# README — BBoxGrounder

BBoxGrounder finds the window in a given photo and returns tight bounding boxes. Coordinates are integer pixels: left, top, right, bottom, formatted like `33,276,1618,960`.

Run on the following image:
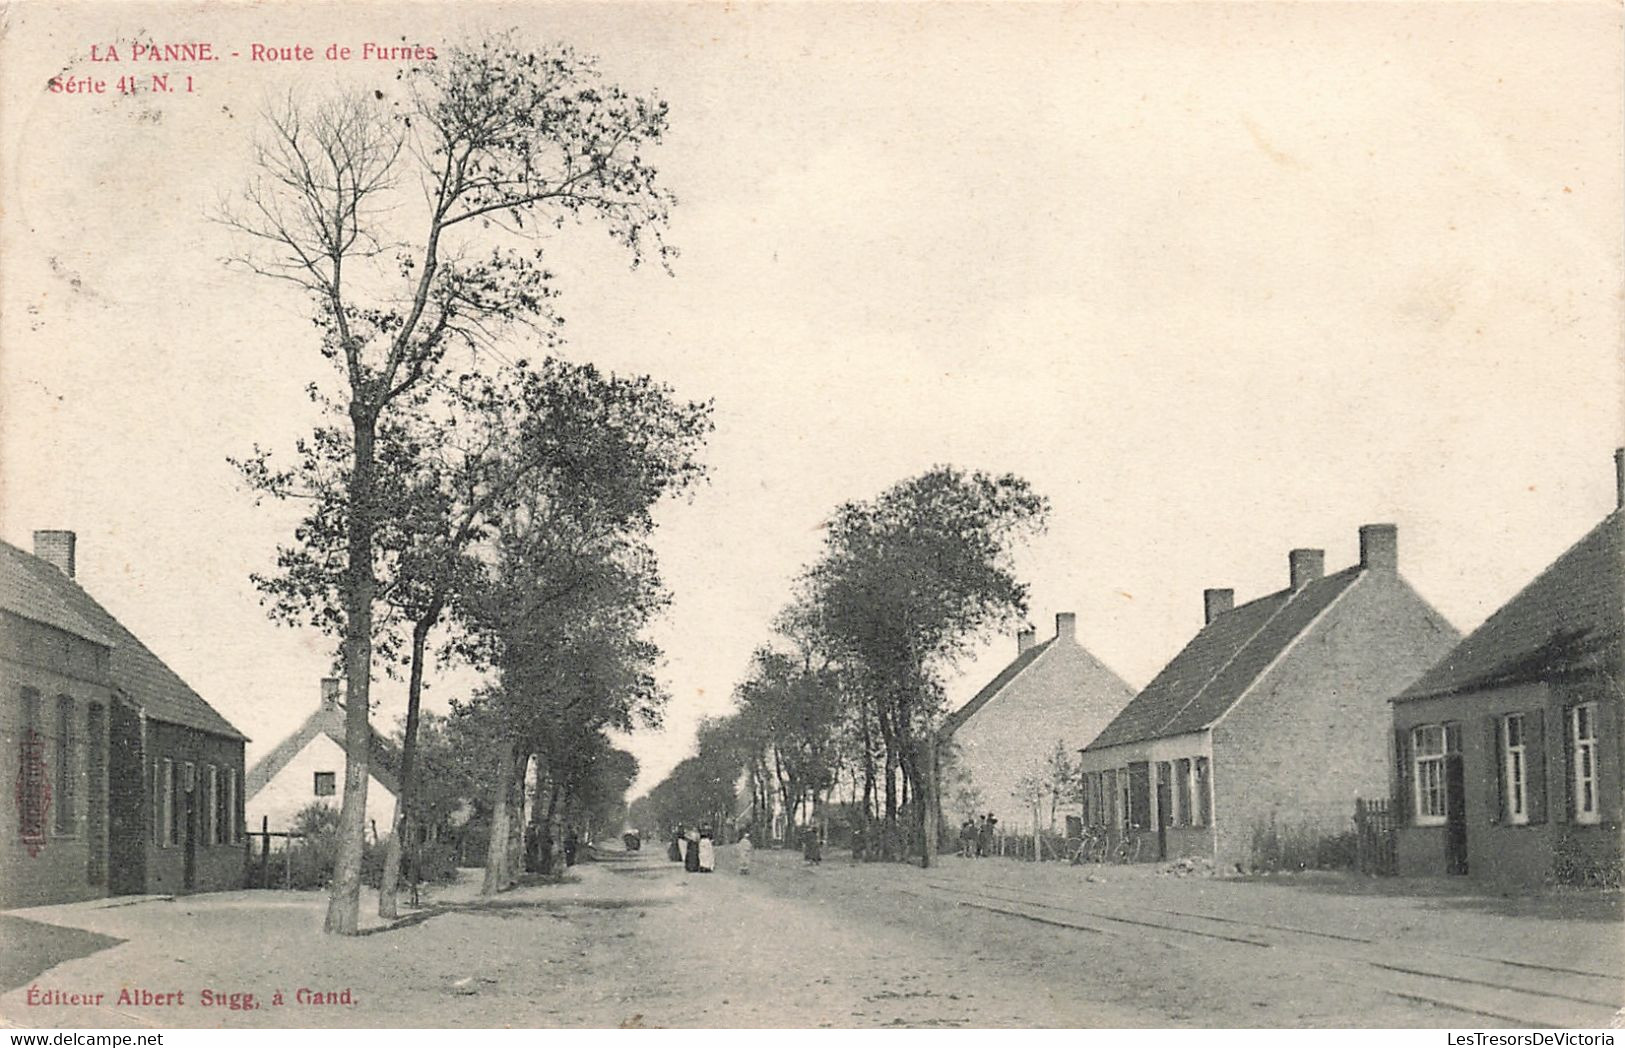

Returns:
1572,703,1600,825
54,696,75,835
1412,725,1446,824
204,765,218,845
22,686,42,739
18,687,45,847
1175,759,1193,827
314,771,337,797
1118,767,1131,830
1502,714,1528,825
1091,772,1105,826
159,759,174,847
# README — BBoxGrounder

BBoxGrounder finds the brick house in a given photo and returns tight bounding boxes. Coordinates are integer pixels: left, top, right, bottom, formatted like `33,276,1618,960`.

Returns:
1079,525,1459,869
246,678,399,844
1391,452,1623,887
1,531,249,908
940,612,1134,834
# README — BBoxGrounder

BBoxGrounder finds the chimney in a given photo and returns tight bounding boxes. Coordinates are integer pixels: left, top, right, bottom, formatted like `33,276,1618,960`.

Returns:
1016,628,1036,654
1203,588,1234,625
320,677,342,711
1614,447,1623,510
32,530,77,579
1289,548,1325,591
1054,612,1076,642
1359,524,1398,573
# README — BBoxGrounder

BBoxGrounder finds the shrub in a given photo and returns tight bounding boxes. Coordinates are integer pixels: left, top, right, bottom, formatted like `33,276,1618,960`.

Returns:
1551,831,1624,888
1248,816,1358,873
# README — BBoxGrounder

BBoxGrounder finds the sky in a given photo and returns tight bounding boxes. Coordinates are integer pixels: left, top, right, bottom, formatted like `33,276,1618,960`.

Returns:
2,2,1621,798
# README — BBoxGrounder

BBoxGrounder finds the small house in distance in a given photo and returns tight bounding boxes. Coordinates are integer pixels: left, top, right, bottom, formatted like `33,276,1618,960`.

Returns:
246,678,400,843
1079,525,1459,870
1,530,249,907
1391,451,1623,888
940,612,1134,834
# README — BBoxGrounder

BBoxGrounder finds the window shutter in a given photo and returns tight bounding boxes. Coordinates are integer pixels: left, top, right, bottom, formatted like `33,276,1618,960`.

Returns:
1394,728,1411,825
1487,718,1505,825
1555,706,1571,824
1524,710,1547,824
1596,699,1620,824
1195,758,1212,826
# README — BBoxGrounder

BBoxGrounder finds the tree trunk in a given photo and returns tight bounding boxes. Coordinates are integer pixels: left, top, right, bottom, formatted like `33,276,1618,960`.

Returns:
542,782,561,874
378,606,438,919
325,408,378,936
920,734,938,868
481,742,518,895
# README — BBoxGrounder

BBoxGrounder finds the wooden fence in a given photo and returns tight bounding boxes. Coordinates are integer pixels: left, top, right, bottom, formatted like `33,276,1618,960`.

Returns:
244,815,307,889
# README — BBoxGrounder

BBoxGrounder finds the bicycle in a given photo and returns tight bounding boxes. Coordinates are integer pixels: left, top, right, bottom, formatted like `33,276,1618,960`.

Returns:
1113,829,1146,864
1068,825,1109,865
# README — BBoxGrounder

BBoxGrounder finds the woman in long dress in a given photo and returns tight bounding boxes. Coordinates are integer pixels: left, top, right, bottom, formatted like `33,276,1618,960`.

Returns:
736,831,753,875
697,826,716,872
684,825,701,872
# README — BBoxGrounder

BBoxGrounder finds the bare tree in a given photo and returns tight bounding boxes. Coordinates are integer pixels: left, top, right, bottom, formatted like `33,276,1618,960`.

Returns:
222,37,675,934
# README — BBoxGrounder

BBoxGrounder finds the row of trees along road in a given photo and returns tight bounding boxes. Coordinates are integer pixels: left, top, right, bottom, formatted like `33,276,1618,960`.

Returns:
223,34,709,934
633,467,1048,867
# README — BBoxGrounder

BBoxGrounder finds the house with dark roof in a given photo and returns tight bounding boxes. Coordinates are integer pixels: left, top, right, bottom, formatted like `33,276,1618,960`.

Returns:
1079,525,1459,869
940,612,1134,834
1391,452,1623,887
246,678,400,844
2,531,249,907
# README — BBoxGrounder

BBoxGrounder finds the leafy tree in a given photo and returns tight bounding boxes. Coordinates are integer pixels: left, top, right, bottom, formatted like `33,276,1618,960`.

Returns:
800,466,1048,864
223,36,677,934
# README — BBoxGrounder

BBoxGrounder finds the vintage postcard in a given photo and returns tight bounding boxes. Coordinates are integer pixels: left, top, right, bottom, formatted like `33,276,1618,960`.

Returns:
0,0,1621,1034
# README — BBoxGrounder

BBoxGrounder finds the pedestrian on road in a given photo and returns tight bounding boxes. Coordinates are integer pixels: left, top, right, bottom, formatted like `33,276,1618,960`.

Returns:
978,813,996,858
698,825,716,873
668,825,684,863
737,831,753,875
564,826,580,867
684,825,702,873
959,819,976,858
801,825,822,864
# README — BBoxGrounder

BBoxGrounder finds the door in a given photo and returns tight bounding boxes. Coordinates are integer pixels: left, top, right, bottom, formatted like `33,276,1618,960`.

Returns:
182,762,198,891
1127,762,1151,835
107,701,146,895
1445,754,1468,875
1155,762,1172,860
86,704,107,886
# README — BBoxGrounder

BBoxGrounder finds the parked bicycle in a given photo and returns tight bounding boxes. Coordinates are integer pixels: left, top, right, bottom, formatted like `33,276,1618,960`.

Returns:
1113,829,1147,864
1068,824,1110,865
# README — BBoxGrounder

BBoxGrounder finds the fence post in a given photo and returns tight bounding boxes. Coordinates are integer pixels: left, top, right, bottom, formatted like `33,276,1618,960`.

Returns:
259,815,270,888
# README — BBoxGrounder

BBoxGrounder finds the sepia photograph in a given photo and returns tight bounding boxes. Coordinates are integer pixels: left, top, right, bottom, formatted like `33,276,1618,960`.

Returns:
0,0,1621,1033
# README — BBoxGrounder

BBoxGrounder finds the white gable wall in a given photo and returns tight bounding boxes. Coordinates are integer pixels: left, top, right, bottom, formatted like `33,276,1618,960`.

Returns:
246,733,398,842
948,640,1135,834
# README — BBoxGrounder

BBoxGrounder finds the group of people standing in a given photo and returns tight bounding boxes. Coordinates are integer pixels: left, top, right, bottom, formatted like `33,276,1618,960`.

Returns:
667,824,754,875
958,813,998,858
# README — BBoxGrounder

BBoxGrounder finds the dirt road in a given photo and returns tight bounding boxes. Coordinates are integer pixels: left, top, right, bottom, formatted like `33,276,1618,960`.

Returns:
1,846,1619,1028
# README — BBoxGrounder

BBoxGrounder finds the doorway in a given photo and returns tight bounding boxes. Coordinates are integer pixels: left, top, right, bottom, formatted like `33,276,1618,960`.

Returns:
107,701,146,895
182,762,198,891
1445,754,1468,875
86,703,107,886
1155,761,1172,860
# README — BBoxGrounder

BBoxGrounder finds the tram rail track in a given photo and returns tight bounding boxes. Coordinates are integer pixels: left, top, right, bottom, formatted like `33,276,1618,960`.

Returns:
909,876,1623,1028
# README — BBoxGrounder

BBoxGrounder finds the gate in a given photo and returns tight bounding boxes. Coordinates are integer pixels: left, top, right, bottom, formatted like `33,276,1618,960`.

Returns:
1354,797,1396,876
